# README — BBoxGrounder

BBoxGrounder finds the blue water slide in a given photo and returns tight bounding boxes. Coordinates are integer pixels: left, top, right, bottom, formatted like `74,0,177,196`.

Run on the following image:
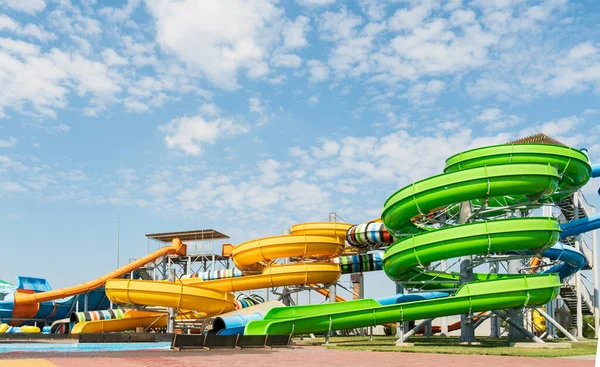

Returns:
375,292,448,306
541,243,587,280
591,163,600,178
560,212,600,239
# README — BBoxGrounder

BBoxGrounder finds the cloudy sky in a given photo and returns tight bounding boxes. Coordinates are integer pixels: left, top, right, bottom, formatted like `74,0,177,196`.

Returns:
0,0,599,297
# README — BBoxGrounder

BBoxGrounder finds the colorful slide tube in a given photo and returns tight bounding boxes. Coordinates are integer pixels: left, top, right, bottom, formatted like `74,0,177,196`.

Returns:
102,222,352,322
211,300,285,335
243,143,592,335
1,239,186,325
70,310,167,334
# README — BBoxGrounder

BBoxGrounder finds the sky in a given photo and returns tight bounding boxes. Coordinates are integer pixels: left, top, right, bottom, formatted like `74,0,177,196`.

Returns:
0,0,599,300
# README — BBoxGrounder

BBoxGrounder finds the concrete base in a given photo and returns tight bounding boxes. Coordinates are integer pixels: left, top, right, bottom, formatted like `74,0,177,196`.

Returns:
511,342,571,349
395,342,415,347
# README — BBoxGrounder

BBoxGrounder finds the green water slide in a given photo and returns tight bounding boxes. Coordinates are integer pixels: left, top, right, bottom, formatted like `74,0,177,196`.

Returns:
244,144,591,336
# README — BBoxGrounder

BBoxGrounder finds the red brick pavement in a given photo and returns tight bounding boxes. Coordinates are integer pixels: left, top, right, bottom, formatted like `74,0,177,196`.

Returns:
42,347,595,367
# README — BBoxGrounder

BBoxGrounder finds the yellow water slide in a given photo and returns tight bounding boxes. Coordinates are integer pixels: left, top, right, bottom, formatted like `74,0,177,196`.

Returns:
70,310,168,334
91,222,351,331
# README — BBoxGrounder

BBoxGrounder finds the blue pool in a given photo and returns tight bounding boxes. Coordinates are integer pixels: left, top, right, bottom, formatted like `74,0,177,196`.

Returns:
0,342,171,353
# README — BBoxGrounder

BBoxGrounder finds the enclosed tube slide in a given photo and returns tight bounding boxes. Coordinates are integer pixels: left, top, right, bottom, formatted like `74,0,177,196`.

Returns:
244,143,592,335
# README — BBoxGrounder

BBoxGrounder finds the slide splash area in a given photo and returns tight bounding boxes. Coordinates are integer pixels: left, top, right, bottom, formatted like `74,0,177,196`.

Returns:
243,144,592,335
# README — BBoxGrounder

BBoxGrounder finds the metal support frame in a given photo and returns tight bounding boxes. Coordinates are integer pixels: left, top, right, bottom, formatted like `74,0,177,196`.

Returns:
534,307,578,342
495,311,544,343
396,318,434,343
440,259,448,336
167,268,175,333
459,201,476,343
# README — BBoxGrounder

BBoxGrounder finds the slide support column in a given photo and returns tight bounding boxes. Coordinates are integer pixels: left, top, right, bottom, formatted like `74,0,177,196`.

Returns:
167,268,175,333
440,259,448,337
459,201,476,343
489,262,501,338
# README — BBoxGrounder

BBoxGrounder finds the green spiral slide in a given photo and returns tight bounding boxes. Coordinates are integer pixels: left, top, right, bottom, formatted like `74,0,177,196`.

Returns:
244,144,591,336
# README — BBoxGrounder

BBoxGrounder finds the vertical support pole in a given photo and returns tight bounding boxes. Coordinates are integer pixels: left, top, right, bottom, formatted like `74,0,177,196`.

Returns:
395,283,403,339
459,201,476,343
592,214,599,338
328,284,336,304
573,193,583,338
440,259,448,337
507,259,526,340
489,261,501,338
167,268,175,333
328,213,337,305
542,205,555,338
83,293,88,312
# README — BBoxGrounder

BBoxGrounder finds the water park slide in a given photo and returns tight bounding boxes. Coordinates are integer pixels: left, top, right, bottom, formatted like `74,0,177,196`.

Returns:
70,310,167,334
7,239,186,322
104,222,352,316
243,144,592,335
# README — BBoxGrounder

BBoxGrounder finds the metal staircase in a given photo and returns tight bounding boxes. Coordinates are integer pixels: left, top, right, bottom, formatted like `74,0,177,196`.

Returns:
556,192,596,335
136,267,153,280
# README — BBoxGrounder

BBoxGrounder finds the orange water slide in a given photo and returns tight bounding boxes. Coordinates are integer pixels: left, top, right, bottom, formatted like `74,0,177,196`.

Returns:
11,239,186,320
313,286,345,302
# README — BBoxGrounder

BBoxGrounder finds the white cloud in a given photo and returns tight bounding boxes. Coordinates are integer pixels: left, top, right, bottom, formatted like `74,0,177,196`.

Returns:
199,103,220,117
476,108,522,132
519,116,582,145
389,3,433,31
403,80,445,105
0,14,18,31
282,16,309,50
99,0,141,23
146,0,285,89
249,97,265,114
159,115,249,155
272,53,302,68
0,137,17,148
101,48,128,66
0,181,26,193
307,59,329,82
476,108,503,122
318,8,363,42
258,159,281,184
307,95,320,106
437,121,462,131
296,0,335,6
1,0,46,14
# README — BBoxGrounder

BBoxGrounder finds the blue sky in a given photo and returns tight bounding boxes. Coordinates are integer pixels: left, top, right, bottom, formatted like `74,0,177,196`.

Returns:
0,0,599,299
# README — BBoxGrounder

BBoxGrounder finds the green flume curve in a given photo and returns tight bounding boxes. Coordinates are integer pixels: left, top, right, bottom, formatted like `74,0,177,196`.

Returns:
244,144,589,336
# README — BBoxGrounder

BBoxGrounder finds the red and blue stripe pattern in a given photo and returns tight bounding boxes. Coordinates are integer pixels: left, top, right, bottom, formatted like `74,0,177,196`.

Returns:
346,222,393,250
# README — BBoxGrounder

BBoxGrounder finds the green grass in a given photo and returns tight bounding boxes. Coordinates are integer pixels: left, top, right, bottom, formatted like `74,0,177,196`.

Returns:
294,335,598,358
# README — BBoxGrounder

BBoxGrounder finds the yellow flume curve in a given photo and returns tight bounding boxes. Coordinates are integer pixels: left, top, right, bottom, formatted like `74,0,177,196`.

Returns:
70,310,168,334
96,222,351,331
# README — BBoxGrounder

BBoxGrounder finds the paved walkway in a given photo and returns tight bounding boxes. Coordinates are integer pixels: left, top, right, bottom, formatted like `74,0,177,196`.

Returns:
0,347,596,366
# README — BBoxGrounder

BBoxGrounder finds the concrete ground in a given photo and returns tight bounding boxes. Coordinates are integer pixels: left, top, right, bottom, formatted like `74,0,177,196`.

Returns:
0,346,596,366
